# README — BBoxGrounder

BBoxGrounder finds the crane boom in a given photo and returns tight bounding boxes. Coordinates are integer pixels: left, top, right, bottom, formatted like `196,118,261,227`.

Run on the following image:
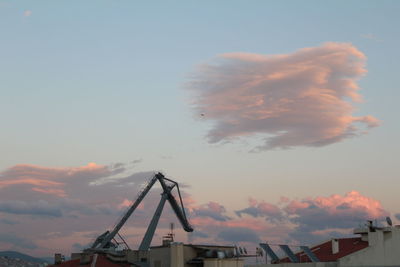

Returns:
161,177,193,232
90,172,193,251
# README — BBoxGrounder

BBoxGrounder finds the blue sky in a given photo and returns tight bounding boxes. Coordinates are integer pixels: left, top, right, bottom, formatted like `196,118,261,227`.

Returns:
0,0,399,256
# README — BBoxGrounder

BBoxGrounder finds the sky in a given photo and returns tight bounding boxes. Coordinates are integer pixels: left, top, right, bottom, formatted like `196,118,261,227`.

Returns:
0,0,400,258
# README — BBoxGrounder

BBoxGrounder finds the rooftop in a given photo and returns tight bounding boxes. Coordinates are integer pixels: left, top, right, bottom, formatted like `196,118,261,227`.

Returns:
278,237,368,263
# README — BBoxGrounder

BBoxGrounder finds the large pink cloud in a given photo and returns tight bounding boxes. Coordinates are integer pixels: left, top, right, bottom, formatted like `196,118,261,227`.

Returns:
187,42,379,150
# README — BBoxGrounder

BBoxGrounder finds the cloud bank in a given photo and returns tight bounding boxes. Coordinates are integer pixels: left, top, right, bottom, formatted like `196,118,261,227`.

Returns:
187,42,378,150
0,162,393,256
284,191,389,243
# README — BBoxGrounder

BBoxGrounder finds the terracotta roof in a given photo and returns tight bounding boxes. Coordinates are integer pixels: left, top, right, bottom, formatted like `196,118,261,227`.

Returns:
48,254,132,267
278,237,368,263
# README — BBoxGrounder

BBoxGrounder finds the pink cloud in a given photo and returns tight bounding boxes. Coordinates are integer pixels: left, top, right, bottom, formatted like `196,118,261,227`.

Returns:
0,163,120,198
234,191,390,244
0,179,63,188
286,190,388,219
283,191,389,243
2,162,109,181
31,187,67,197
118,199,134,209
187,42,378,150
0,162,392,257
287,191,388,219
236,197,283,221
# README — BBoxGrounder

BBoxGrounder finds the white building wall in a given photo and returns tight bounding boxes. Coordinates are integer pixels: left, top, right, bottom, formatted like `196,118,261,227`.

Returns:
204,258,244,267
338,226,400,267
170,243,184,267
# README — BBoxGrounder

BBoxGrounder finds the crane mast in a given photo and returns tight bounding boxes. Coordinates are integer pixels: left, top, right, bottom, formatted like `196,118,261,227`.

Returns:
90,172,193,251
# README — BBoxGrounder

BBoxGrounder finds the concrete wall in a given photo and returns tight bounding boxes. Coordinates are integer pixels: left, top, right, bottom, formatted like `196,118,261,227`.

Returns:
170,243,184,267
338,226,400,267
149,244,243,267
148,247,170,267
183,245,198,267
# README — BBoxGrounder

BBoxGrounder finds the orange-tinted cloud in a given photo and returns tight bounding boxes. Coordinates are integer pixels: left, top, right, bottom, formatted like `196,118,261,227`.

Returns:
31,187,67,197
0,163,119,197
187,42,378,150
285,190,388,219
0,179,63,188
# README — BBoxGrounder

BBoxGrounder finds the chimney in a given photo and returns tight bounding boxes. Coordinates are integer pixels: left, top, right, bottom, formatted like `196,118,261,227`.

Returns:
54,253,65,265
331,239,339,254
80,253,91,264
54,254,62,265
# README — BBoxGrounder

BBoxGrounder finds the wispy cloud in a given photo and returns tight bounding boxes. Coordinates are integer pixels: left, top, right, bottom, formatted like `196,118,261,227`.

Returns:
187,42,378,150
361,33,383,42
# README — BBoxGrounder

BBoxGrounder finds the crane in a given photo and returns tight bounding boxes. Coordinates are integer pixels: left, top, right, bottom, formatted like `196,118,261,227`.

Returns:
90,172,193,251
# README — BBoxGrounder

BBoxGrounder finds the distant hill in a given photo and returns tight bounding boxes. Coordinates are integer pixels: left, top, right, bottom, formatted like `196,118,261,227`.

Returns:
0,250,50,264
40,257,54,264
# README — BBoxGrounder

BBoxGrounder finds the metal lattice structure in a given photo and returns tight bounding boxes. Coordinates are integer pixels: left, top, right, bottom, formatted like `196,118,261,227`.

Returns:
90,172,193,251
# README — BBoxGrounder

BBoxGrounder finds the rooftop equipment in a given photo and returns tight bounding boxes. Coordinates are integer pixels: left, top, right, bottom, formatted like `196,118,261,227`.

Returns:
259,243,279,263
279,245,299,263
300,246,319,262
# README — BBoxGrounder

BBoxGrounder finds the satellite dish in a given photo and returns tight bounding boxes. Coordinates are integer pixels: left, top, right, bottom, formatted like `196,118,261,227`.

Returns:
386,216,393,226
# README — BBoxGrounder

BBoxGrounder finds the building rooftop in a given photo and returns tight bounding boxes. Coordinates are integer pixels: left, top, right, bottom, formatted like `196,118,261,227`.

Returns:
49,254,132,267
278,237,368,263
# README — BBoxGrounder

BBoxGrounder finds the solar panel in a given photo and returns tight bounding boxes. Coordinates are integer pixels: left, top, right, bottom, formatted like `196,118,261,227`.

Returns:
279,245,299,263
300,246,319,262
259,243,279,262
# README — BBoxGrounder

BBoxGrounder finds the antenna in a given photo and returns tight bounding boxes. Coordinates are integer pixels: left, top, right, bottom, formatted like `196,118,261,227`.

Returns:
162,222,175,246
170,222,175,240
